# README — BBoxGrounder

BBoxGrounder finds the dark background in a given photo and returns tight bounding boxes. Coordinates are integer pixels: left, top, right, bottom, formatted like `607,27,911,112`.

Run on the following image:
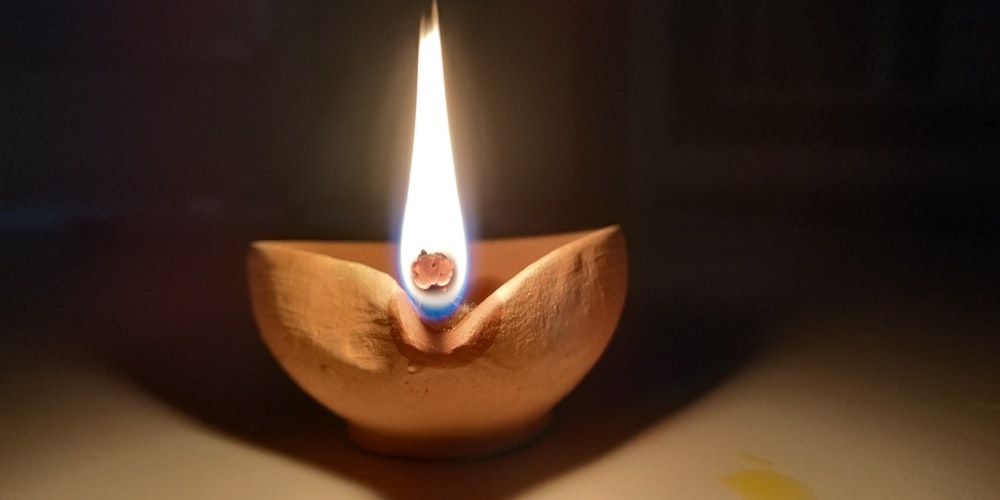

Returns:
2,0,999,459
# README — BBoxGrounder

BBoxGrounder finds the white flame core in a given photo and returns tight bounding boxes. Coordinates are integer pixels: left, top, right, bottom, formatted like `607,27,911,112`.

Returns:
398,4,468,315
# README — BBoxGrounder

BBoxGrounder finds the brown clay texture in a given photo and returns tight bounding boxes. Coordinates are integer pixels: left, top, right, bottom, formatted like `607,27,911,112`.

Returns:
247,225,627,458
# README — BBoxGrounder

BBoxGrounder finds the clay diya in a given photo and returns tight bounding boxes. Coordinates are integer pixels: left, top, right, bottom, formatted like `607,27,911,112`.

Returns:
247,225,627,459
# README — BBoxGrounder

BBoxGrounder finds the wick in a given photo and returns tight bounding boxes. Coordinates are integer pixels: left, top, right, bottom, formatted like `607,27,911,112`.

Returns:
421,302,474,332
411,250,454,290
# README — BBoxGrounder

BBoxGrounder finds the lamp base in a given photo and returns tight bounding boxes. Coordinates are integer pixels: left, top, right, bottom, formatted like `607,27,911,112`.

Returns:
346,413,552,460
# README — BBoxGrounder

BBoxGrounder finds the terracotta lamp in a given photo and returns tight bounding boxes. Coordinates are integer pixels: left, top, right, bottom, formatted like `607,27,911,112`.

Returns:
246,3,628,459
248,226,626,459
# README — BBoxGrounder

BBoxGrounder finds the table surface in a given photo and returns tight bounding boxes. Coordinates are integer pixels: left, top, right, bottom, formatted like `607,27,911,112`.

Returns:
3,295,999,500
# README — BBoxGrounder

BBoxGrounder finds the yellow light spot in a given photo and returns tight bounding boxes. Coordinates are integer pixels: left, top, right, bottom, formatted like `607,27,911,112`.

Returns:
721,469,815,500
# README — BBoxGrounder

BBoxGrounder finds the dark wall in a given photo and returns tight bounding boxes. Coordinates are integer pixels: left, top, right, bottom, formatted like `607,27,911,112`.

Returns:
1,0,626,239
3,1,999,332
627,1,1000,306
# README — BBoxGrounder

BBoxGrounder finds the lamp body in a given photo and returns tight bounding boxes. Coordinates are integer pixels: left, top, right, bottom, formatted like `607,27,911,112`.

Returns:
247,226,627,458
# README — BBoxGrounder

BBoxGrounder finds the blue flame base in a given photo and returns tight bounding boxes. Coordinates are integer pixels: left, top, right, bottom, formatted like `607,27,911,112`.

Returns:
409,298,464,324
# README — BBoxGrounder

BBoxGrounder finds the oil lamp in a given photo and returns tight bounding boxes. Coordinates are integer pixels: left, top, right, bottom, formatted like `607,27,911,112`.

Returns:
247,3,627,459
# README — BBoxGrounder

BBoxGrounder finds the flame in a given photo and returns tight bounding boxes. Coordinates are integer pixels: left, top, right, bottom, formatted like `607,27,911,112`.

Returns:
398,2,468,320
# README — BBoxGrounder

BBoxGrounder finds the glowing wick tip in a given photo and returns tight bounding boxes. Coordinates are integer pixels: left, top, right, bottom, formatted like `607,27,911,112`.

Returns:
411,250,455,290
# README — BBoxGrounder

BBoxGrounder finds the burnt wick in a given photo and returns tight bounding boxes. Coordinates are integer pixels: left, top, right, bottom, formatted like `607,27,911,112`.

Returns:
411,250,455,290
